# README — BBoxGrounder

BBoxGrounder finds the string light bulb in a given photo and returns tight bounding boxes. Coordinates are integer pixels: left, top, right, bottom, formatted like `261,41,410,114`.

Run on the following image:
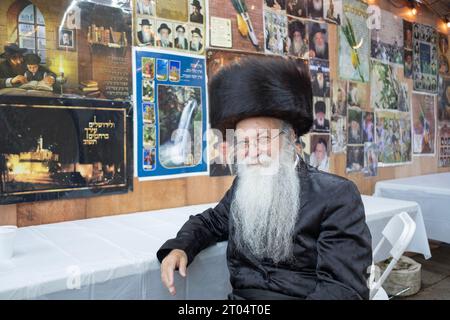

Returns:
409,0,417,16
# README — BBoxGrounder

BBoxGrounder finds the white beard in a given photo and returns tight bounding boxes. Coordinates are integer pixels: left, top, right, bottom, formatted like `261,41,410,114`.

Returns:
142,32,152,43
292,39,303,54
177,36,186,48
160,37,170,47
191,40,200,51
230,135,300,264
317,117,325,126
315,42,326,56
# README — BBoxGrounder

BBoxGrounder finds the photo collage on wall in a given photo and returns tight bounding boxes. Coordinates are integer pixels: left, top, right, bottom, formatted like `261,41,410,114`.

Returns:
263,1,331,61
134,48,208,180
412,23,438,93
368,10,412,168
133,0,206,54
343,79,372,174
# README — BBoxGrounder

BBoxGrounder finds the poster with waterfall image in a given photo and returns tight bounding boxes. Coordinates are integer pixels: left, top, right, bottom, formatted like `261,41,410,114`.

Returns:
134,48,208,180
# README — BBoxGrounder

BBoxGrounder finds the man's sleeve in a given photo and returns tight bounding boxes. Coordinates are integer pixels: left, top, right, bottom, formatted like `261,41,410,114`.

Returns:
156,177,237,266
306,180,372,300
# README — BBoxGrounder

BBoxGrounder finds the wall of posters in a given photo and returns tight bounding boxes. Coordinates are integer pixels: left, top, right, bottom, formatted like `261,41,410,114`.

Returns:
370,10,403,66
134,48,208,180
412,23,438,93
133,0,206,54
0,97,132,205
264,1,329,61
412,93,436,156
338,0,369,83
0,1,132,100
375,110,412,165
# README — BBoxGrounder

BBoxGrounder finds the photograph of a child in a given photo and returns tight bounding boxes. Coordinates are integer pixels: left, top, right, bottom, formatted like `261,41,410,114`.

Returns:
20,53,56,92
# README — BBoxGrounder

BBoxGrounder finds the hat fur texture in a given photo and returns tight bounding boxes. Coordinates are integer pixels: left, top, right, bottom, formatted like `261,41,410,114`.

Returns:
209,57,313,137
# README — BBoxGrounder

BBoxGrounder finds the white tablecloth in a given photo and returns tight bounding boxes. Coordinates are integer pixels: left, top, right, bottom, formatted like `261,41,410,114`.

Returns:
374,172,450,243
0,196,430,300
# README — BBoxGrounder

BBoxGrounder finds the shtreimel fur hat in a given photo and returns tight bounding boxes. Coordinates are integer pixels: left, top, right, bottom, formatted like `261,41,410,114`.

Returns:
209,57,313,137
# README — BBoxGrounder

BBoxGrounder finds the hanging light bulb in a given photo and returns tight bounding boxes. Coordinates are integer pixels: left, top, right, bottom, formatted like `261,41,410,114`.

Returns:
409,0,417,16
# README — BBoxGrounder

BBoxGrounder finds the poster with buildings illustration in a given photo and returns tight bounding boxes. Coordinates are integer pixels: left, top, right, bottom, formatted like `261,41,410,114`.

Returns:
0,99,131,204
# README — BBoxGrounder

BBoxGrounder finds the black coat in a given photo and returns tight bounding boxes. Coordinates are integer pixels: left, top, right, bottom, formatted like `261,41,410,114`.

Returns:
157,159,372,299
0,60,26,89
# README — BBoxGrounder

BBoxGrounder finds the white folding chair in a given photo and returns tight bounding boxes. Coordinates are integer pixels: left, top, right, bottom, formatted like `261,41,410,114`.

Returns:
369,211,417,300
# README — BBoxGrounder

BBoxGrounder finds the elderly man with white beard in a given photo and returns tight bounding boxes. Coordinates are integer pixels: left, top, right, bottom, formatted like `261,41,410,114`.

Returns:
157,57,372,300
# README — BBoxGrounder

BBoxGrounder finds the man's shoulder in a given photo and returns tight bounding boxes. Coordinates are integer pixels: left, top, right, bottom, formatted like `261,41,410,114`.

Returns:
301,161,358,197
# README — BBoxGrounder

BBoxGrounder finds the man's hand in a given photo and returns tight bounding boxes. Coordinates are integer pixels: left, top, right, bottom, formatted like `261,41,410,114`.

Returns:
43,75,55,85
11,75,27,85
160,249,188,296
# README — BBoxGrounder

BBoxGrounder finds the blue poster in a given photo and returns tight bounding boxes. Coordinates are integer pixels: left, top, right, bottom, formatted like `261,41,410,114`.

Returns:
134,48,208,180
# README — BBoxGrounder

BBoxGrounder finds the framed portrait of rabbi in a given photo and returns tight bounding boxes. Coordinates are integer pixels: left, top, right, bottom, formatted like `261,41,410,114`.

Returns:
157,57,373,300
58,28,76,51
